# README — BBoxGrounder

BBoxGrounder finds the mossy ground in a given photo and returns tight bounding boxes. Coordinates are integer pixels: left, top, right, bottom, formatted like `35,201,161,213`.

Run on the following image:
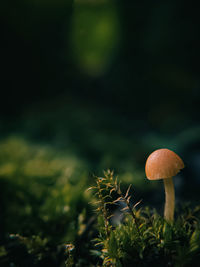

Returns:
0,138,200,266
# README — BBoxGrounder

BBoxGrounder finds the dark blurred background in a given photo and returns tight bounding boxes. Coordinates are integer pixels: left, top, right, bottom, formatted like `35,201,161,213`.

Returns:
1,0,200,205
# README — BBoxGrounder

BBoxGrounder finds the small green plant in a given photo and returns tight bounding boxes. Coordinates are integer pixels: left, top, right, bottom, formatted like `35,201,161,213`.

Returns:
89,170,140,237
90,170,200,266
89,170,142,265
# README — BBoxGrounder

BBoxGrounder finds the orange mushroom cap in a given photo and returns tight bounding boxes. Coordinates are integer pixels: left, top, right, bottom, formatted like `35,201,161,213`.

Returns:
145,148,184,180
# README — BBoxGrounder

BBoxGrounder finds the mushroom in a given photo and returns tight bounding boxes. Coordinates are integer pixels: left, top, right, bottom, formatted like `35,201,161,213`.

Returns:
145,148,184,222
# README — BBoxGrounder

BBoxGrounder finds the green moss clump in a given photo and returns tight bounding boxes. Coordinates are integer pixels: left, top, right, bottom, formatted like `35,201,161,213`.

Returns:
90,171,200,267
0,137,92,266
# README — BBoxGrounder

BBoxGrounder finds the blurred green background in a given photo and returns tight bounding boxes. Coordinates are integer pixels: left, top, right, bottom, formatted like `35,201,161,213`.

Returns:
0,0,200,261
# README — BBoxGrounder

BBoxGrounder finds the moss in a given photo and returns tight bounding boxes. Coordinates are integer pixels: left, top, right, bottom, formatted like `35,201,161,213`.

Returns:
90,171,200,266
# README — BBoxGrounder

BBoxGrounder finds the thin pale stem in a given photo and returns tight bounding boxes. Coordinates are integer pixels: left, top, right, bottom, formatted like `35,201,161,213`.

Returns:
163,177,175,223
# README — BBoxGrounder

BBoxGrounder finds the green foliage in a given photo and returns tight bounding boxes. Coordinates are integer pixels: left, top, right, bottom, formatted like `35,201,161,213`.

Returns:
0,137,92,266
1,138,200,266
91,171,200,267
0,137,91,241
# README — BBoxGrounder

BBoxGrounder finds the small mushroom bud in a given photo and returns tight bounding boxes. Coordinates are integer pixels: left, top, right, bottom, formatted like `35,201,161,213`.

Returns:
145,149,184,222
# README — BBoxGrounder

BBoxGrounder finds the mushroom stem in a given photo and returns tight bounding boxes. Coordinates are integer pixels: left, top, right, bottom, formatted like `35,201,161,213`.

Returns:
163,177,175,222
